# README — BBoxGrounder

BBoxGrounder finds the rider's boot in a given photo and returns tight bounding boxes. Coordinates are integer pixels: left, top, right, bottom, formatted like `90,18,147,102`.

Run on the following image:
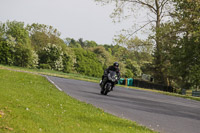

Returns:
99,80,102,86
111,87,113,91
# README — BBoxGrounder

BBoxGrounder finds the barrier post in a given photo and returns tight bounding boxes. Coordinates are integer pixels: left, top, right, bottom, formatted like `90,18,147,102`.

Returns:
125,78,127,86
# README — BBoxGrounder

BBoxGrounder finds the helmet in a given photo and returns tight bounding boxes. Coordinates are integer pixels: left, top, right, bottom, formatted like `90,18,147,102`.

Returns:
113,62,119,67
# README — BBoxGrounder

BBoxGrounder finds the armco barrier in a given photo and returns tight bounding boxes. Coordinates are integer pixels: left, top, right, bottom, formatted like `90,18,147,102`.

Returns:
192,91,200,97
118,78,173,92
127,78,133,86
118,78,133,86
118,78,125,85
133,79,173,92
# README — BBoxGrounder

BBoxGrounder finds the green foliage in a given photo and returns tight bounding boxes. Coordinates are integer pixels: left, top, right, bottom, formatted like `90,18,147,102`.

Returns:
169,0,200,89
85,40,98,47
73,48,103,77
62,52,73,73
150,23,176,85
95,0,173,84
189,64,200,89
0,22,5,40
0,35,16,65
78,38,85,47
111,44,127,61
89,46,115,70
66,38,98,48
171,37,200,89
5,21,30,46
0,21,39,68
0,20,154,80
68,38,81,48
39,64,51,69
27,23,65,51
14,44,38,68
38,43,64,71
125,59,141,77
102,40,152,78
30,31,50,50
124,69,133,78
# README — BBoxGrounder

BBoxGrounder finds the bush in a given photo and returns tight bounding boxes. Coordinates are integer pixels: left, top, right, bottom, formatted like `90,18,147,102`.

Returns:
0,35,38,68
124,69,133,78
73,48,103,77
39,64,51,69
38,43,63,71
0,35,16,65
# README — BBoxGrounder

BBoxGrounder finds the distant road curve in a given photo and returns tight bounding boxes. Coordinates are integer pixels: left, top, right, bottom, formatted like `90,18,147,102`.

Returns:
47,76,200,133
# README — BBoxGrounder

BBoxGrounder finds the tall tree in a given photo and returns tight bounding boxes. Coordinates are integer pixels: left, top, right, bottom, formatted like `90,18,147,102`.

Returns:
5,21,30,46
169,0,200,89
96,0,174,85
27,23,65,50
78,38,86,47
68,38,81,48
89,46,115,69
0,21,38,67
85,40,98,47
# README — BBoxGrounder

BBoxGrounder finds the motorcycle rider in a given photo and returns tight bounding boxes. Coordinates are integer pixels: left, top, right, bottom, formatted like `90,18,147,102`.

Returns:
100,62,120,90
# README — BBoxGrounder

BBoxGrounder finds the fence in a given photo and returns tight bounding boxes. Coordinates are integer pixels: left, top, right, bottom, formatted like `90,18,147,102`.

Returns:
192,91,200,97
118,78,173,93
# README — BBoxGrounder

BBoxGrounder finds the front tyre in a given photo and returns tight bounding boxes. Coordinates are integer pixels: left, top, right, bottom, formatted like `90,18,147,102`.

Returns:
100,83,108,95
104,83,111,95
100,90,104,94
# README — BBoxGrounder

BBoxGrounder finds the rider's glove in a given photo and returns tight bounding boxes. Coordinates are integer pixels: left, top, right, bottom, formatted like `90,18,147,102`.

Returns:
104,71,108,76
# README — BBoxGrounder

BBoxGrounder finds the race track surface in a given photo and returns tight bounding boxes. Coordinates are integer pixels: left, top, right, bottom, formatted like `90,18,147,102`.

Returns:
47,76,200,133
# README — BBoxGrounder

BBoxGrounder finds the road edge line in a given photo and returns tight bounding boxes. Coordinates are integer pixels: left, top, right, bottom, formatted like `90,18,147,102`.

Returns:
44,75,63,91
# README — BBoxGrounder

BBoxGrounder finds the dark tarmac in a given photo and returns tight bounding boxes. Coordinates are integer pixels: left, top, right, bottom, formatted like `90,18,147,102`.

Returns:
47,76,200,133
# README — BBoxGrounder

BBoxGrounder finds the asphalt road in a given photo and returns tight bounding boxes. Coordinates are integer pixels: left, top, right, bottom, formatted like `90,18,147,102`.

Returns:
47,76,200,133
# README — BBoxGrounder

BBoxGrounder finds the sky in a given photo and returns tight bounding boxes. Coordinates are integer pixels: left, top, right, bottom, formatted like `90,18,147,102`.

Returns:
0,0,136,45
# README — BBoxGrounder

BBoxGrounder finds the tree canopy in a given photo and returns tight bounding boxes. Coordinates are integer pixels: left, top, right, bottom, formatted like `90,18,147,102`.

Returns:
1,2,200,92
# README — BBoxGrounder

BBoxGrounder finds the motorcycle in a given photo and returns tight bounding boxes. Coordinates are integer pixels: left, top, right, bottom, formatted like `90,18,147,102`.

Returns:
100,70,118,95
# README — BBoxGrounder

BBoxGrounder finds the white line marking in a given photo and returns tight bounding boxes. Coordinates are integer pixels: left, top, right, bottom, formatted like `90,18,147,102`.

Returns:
45,76,62,91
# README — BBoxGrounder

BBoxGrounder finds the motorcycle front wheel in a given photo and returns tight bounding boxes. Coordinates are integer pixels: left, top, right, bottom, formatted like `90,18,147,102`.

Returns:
101,83,111,95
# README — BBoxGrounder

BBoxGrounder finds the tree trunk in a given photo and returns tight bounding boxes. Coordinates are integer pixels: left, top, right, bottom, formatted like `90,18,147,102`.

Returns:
154,0,167,85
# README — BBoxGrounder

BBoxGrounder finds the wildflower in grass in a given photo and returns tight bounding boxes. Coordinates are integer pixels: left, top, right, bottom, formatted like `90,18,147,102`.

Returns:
0,110,4,118
60,104,63,109
5,126,13,131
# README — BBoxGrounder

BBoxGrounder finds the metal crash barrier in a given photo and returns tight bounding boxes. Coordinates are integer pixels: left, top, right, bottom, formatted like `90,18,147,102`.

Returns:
118,78,174,93
192,91,200,97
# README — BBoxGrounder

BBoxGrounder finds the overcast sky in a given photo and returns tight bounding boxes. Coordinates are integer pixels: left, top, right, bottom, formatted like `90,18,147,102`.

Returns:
0,0,136,44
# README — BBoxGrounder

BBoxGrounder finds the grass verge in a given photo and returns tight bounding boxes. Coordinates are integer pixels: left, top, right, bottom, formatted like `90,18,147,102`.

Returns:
1,64,200,102
0,64,100,83
124,86,200,101
0,69,155,133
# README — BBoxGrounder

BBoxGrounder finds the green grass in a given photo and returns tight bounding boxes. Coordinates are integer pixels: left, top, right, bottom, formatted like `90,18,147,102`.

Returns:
124,86,200,101
0,69,155,133
1,64,200,102
0,64,100,83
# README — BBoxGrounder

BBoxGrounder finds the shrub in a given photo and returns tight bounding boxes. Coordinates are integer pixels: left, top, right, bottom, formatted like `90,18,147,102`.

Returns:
73,48,103,77
38,43,63,70
124,69,133,78
39,64,51,69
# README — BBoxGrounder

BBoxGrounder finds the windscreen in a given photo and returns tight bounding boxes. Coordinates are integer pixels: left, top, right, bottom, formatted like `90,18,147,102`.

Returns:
109,70,117,78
